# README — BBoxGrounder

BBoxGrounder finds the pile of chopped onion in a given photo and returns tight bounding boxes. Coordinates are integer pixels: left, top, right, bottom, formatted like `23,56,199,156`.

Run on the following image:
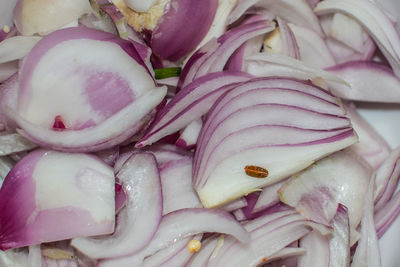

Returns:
0,0,400,266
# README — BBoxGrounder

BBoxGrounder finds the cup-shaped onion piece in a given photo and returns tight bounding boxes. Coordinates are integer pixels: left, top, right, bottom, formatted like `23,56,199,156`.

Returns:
5,27,167,152
0,149,115,250
13,0,92,36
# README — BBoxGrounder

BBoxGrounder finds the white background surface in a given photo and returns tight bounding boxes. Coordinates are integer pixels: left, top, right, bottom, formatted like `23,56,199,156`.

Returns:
1,0,400,266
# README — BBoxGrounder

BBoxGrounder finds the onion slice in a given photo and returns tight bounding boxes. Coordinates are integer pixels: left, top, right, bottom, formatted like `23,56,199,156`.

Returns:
7,27,166,152
279,149,371,244
298,230,329,267
326,61,400,103
71,152,163,259
0,150,115,250
352,174,381,267
136,72,250,147
229,0,323,36
315,0,400,78
99,208,250,266
329,204,350,267
0,36,41,64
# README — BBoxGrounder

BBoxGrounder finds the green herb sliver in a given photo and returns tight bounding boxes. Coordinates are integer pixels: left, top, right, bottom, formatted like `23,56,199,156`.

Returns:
154,67,182,80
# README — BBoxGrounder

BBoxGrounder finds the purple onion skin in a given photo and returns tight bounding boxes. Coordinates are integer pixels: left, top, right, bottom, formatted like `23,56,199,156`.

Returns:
151,0,218,61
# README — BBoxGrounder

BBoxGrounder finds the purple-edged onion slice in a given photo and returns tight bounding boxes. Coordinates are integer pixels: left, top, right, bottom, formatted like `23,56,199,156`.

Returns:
71,152,163,259
279,149,371,244
352,174,381,267
99,208,250,266
345,103,391,169
137,72,250,147
194,77,356,207
315,0,400,78
228,0,323,36
326,61,400,103
0,149,115,250
5,27,167,152
329,204,350,267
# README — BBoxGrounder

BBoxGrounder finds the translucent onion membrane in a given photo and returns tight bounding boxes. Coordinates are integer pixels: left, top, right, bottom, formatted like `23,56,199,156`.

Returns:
0,150,115,250
71,152,162,259
13,0,92,36
3,27,167,152
279,149,371,245
194,77,357,207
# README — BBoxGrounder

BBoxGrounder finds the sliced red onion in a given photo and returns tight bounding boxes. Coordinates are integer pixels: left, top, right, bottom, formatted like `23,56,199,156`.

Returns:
345,103,391,170
375,187,400,238
99,208,250,266
253,180,285,213
71,152,162,259
276,17,300,59
375,147,400,210
0,156,14,182
0,149,115,250
228,0,322,36
194,77,346,176
0,36,41,64
352,174,382,267
191,0,240,54
144,235,203,267
194,78,356,207
124,0,158,12
329,204,350,267
0,133,37,156
0,249,29,267
208,211,321,267
150,0,218,61
326,61,400,103
7,27,166,152
28,245,42,267
78,11,118,35
13,0,92,36
114,182,127,214
279,149,371,244
180,19,273,88
315,0,400,78
233,209,247,222
298,230,329,267
175,119,202,149
329,13,367,53
186,235,220,267
265,247,306,265
93,146,120,167
136,72,250,147
225,15,270,72
221,197,248,212
160,157,202,214
288,23,336,68
245,53,347,85
192,20,275,83
0,61,18,83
